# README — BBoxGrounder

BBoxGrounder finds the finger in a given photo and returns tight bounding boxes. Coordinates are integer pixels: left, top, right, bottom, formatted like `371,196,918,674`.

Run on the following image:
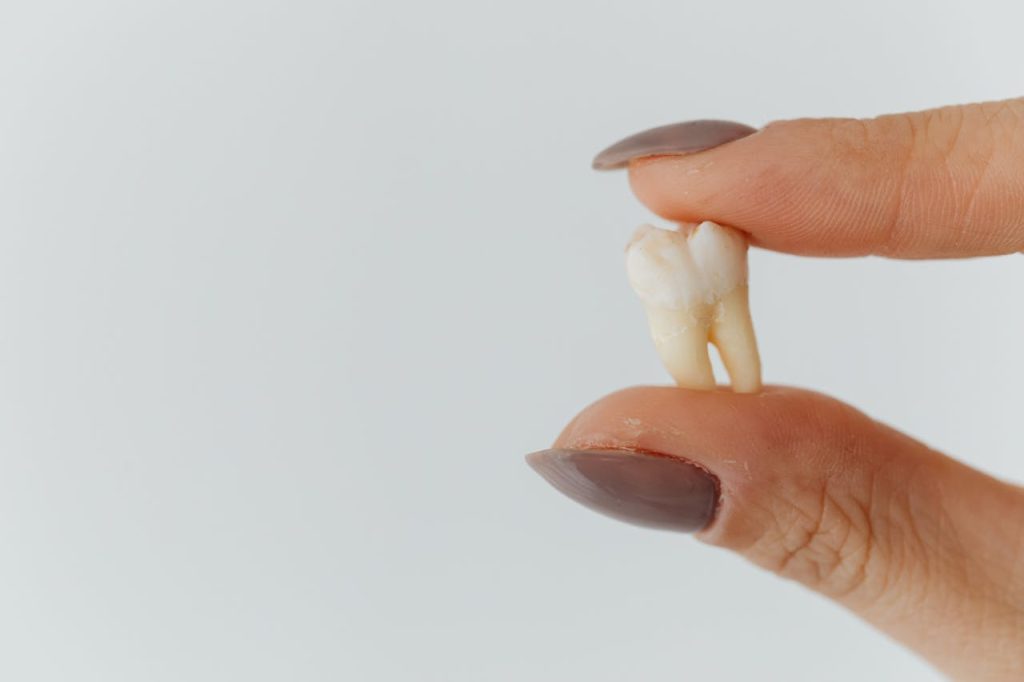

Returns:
526,386,1024,679
597,99,1024,258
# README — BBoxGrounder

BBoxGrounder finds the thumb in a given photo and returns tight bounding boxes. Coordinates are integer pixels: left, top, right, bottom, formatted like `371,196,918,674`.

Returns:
527,386,1024,680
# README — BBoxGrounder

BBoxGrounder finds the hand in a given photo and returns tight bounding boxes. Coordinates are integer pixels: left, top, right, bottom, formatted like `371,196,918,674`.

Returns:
527,98,1024,681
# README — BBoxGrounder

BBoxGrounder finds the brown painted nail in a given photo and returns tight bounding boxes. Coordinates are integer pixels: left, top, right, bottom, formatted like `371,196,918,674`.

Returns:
525,448,718,532
592,119,757,170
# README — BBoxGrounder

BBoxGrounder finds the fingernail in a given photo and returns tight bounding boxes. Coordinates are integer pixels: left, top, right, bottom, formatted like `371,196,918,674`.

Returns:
525,448,718,532
592,119,757,170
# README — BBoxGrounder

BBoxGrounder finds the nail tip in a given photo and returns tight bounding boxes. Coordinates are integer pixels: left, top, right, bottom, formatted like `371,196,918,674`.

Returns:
590,155,625,171
525,449,565,481
524,450,547,470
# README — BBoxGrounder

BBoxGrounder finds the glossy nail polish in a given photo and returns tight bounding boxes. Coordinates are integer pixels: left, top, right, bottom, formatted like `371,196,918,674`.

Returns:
526,448,718,532
592,119,757,170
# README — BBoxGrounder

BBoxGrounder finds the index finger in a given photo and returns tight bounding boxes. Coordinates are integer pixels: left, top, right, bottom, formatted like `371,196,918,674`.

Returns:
595,99,1024,259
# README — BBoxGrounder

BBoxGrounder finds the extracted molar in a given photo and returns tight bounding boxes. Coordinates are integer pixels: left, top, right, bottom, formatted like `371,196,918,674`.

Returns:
626,221,761,393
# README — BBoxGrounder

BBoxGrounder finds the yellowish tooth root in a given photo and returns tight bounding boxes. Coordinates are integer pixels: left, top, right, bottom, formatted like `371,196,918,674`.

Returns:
710,286,761,393
626,221,762,393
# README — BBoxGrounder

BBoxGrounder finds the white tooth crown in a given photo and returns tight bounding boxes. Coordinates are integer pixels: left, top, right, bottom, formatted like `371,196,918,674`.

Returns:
626,221,762,393
626,222,748,309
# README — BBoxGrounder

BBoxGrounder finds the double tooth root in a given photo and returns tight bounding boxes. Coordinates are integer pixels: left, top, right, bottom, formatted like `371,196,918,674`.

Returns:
626,221,762,393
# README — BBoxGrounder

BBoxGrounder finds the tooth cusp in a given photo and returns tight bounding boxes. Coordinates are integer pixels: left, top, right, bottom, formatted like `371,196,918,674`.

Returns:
625,226,705,310
686,221,749,302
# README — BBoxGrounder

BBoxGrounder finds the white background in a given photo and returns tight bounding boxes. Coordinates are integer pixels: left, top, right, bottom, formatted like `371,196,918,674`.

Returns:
1,1,1022,680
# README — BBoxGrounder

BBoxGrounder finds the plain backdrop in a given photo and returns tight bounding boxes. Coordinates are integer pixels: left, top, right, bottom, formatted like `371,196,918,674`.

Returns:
1,1,1022,680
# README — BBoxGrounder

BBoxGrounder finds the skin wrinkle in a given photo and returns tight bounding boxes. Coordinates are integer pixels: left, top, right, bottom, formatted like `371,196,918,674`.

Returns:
826,494,873,599
884,103,1019,254
856,463,886,600
865,445,929,606
773,451,877,599
967,103,1023,250
879,113,919,257
942,105,967,157
857,107,999,257
887,479,934,615
946,108,991,251
730,414,883,599
773,481,834,585
957,162,989,246
741,475,876,593
933,118,967,252
733,496,781,554
981,99,1020,128
798,403,966,610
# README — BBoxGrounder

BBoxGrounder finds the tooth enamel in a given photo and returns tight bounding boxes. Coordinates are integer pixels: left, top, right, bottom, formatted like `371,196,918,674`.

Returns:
626,221,762,393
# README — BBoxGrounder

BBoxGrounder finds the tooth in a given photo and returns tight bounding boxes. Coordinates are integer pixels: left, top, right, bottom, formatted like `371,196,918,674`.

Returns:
626,221,762,393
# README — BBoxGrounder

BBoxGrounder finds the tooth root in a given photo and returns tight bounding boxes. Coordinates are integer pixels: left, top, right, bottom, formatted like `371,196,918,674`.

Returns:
709,285,762,394
643,305,716,390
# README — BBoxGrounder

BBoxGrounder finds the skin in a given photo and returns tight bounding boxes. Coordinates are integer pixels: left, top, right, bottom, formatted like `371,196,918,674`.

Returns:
560,97,1024,680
